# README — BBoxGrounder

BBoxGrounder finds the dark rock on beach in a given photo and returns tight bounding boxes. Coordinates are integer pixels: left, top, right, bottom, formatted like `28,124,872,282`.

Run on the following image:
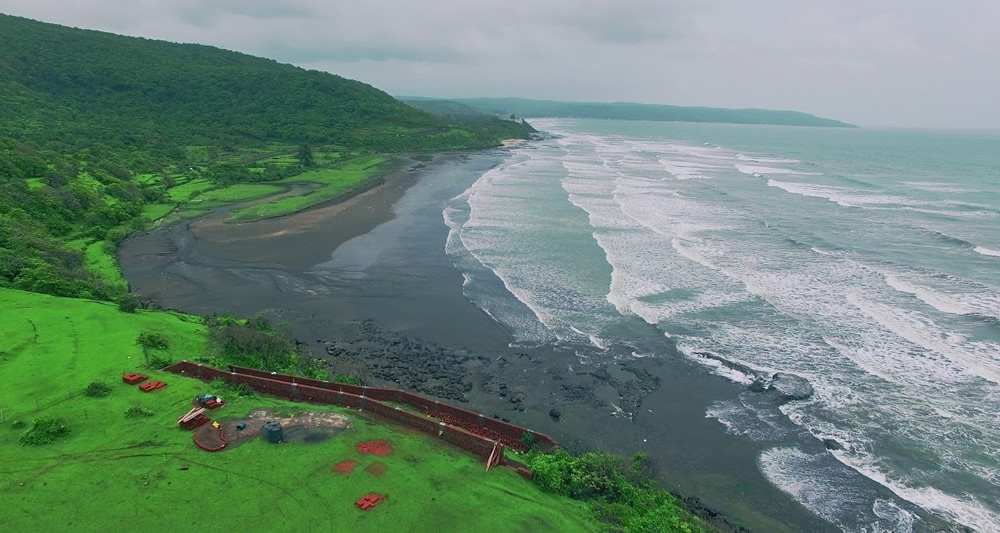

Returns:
766,373,814,405
823,438,845,451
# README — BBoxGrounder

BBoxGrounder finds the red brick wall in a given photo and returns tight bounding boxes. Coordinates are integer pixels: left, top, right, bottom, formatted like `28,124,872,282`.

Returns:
225,364,559,452
163,361,541,462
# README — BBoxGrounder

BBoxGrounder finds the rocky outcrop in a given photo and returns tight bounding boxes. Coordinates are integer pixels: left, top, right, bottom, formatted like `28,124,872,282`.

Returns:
765,373,814,405
747,372,814,405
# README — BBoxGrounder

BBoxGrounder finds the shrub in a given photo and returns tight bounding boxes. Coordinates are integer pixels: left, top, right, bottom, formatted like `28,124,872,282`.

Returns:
230,382,256,398
19,416,69,446
11,419,26,429
332,374,364,386
125,405,154,417
525,449,705,532
117,293,142,313
520,431,536,449
136,332,170,350
146,355,173,369
83,381,112,397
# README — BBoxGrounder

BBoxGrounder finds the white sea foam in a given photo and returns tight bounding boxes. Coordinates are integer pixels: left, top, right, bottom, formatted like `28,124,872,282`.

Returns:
902,181,972,194
848,292,1000,385
883,271,1000,319
681,346,757,385
658,158,718,180
759,447,916,532
705,396,793,440
452,121,1000,531
828,448,1000,532
736,163,818,176
736,153,802,164
766,180,934,208
974,246,1000,257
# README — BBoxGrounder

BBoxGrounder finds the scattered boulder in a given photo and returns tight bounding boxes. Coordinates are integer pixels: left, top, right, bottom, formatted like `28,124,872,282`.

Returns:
766,373,814,405
823,438,845,451
549,408,561,420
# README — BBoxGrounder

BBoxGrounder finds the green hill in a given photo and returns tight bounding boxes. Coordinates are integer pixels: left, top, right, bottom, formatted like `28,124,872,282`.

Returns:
444,97,857,128
0,14,535,303
0,288,602,533
0,14,533,152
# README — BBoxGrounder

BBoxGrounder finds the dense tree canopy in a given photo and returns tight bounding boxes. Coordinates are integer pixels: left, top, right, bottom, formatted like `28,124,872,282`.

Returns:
0,14,533,153
0,13,535,302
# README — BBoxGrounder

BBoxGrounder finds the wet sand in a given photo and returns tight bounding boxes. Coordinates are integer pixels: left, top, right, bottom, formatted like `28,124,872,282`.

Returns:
119,151,836,532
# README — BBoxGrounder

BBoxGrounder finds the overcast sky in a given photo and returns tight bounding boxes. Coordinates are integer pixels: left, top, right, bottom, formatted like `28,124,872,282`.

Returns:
3,0,999,129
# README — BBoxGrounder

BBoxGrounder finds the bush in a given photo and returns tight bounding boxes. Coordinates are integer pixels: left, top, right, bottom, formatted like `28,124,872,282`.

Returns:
117,293,142,313
19,416,69,446
83,381,111,397
331,374,364,386
136,332,170,350
526,449,705,533
206,314,328,377
124,405,154,417
520,431,536,449
146,355,173,369
231,382,256,397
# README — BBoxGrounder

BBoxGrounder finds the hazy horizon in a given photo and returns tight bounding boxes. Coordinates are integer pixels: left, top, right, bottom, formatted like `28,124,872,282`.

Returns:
2,1,998,130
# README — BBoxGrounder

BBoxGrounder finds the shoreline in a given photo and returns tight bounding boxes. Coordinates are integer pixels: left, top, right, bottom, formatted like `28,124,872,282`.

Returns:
119,149,837,532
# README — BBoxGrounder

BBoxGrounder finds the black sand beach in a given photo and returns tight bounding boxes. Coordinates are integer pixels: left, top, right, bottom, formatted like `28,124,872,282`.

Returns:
119,151,837,532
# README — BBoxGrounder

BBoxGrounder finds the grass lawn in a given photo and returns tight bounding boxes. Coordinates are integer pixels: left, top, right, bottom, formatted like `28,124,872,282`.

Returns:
141,203,176,223
65,239,128,291
83,240,128,290
229,157,388,222
0,289,601,533
187,183,285,205
165,178,214,203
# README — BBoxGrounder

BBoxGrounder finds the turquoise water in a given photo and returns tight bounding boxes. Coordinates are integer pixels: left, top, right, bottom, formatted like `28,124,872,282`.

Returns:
444,119,1000,531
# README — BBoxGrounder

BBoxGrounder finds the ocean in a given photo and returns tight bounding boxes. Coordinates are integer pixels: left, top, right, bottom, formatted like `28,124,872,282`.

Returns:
444,118,1000,532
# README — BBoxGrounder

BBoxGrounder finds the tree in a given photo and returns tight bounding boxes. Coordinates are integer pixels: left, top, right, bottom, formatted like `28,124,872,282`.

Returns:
296,144,315,168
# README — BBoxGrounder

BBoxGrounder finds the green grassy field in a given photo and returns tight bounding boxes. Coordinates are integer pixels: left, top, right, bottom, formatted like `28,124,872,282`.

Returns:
141,203,175,222
0,289,601,532
64,239,129,291
185,183,286,207
165,177,214,203
229,157,388,222
82,240,128,290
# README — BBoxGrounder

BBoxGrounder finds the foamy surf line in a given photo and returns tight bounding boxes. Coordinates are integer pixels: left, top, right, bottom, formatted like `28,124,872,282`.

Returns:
882,271,1000,320
826,448,1000,532
475,119,1000,532
736,163,819,176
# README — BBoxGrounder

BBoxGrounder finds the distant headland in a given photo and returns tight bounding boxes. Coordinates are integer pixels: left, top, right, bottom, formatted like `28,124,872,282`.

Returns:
402,96,857,128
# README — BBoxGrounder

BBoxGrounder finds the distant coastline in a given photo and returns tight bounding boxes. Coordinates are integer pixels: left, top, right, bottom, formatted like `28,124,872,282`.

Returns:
402,96,857,128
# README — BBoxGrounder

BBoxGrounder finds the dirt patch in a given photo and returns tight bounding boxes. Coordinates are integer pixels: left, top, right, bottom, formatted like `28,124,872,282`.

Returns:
193,423,226,451
356,440,392,456
218,408,352,449
333,460,358,476
364,461,388,478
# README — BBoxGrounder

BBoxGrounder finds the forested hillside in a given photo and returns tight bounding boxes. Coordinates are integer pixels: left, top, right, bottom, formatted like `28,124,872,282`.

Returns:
0,14,534,152
0,14,533,304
